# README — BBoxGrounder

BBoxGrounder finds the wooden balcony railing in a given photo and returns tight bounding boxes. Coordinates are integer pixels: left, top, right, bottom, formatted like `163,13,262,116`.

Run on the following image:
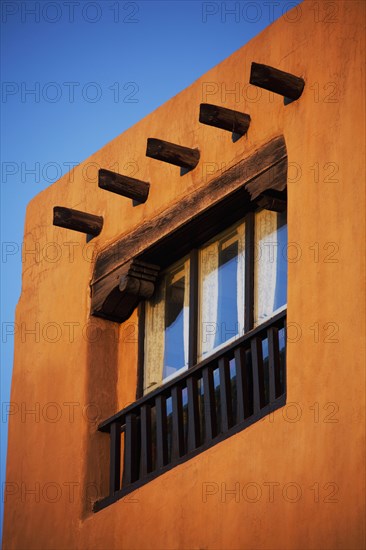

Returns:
94,310,286,511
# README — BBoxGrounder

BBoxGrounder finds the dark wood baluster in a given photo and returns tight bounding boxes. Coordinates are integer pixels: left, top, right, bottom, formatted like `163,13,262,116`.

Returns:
268,327,281,401
251,337,265,413
234,347,251,422
155,395,168,468
109,421,121,495
171,386,185,460
219,358,233,432
187,377,200,451
123,413,139,486
140,404,152,477
202,367,217,441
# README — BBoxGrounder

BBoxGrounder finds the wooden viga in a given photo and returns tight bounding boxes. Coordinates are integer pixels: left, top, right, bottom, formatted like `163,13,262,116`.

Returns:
53,206,103,237
98,169,150,204
199,104,251,136
250,62,305,101
146,138,200,171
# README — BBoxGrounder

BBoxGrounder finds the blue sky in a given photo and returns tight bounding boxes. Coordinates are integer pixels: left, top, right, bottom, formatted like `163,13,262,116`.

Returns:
0,0,301,537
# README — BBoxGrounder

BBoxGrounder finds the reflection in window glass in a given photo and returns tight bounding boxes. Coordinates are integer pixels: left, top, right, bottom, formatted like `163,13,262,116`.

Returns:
198,222,245,360
254,210,287,325
144,259,189,393
163,265,189,379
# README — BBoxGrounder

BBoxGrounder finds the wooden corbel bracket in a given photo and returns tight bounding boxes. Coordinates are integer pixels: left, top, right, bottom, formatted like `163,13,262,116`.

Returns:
256,190,287,212
91,259,160,323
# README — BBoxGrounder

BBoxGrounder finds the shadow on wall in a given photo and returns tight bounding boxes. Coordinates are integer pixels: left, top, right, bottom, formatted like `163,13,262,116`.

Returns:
82,320,119,518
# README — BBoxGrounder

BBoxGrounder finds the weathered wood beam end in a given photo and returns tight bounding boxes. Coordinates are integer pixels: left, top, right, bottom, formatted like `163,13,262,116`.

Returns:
146,138,200,170
199,104,251,136
53,206,103,237
98,169,150,204
250,62,305,100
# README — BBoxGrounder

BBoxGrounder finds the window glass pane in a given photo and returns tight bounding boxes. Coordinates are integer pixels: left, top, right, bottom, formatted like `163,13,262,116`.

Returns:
144,258,189,393
254,209,287,325
198,221,245,360
163,263,189,380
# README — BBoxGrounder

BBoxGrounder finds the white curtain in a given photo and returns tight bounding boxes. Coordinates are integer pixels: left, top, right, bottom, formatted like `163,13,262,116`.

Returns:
144,279,166,393
236,222,245,337
254,210,278,325
199,241,219,358
144,260,190,392
183,259,190,368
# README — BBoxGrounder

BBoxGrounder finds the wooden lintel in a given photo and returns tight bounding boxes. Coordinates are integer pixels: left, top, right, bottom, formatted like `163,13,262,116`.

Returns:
199,103,251,135
53,207,103,236
250,62,305,100
91,135,287,324
99,169,150,204
93,135,287,284
146,138,200,170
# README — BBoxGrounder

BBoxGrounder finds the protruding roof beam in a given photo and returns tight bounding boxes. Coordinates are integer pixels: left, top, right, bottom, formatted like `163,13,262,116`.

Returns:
146,138,200,171
99,169,150,204
250,62,305,100
53,207,103,237
199,104,251,136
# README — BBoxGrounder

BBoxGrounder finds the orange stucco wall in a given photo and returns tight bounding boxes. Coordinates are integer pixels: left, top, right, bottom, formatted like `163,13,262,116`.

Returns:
3,2,365,549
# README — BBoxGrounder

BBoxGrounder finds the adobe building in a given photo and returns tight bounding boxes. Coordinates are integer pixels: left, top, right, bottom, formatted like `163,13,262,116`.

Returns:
3,2,365,549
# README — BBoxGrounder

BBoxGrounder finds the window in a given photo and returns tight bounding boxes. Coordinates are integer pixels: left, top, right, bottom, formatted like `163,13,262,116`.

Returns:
93,136,289,511
198,220,245,360
144,257,190,391
143,208,287,394
254,209,287,325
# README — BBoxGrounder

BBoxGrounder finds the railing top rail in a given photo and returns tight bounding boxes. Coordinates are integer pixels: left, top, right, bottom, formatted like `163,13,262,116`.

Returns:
98,309,286,432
